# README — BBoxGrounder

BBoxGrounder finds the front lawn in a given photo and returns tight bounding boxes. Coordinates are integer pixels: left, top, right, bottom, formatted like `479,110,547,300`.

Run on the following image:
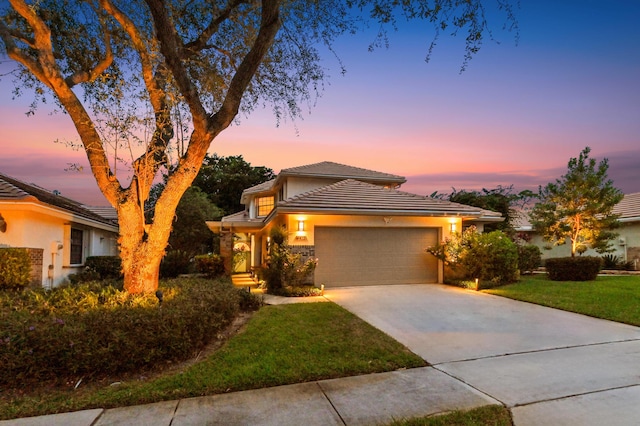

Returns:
485,274,640,326
0,302,426,420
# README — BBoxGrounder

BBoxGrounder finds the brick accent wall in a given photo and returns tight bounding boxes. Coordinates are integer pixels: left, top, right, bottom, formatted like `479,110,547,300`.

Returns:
26,248,44,287
219,231,234,275
290,245,316,285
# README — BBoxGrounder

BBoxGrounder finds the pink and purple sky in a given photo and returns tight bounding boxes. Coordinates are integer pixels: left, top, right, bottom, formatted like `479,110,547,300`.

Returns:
1,1,639,206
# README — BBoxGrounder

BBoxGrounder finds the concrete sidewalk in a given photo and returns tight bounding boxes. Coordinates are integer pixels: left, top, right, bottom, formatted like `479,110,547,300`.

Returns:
0,367,499,426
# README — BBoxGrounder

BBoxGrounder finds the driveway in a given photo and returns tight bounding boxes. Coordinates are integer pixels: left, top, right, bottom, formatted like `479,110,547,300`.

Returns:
325,284,640,425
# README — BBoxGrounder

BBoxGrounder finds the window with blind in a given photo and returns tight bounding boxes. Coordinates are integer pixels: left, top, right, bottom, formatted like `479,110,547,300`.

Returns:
70,228,84,265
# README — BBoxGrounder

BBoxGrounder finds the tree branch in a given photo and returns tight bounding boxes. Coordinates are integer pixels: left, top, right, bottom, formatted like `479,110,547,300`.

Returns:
183,0,247,54
144,0,209,132
64,26,113,87
5,0,121,205
208,0,281,134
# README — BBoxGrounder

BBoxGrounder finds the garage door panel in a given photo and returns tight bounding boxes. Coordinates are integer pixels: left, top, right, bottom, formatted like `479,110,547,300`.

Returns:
314,227,438,287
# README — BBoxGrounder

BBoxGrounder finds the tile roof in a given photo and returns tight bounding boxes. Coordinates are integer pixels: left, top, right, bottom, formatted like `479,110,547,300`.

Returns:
613,192,640,221
240,179,276,204
277,179,500,217
279,161,406,184
0,172,117,227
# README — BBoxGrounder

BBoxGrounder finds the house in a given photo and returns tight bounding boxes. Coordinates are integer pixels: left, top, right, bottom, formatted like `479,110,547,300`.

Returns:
515,192,640,269
207,162,502,287
0,172,119,288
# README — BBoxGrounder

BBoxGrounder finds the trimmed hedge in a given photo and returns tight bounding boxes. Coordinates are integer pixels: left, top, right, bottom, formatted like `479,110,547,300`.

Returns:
0,248,31,289
518,244,542,275
0,277,259,388
545,256,602,281
160,250,191,278
85,256,122,279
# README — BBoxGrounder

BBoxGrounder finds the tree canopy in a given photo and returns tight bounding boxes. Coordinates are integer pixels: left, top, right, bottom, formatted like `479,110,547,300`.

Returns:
432,185,533,234
529,147,623,256
192,154,275,215
0,0,518,292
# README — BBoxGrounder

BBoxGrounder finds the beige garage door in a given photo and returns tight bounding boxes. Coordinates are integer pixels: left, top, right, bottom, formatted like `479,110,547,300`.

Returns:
314,227,439,287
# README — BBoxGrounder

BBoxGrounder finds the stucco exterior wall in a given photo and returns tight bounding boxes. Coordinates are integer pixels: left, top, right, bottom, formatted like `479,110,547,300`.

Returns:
0,208,118,287
284,177,342,199
527,222,639,270
284,214,458,246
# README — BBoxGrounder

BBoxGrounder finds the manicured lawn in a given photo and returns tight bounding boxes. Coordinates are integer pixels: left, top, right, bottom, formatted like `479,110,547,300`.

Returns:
485,274,640,326
0,302,426,420
389,405,512,426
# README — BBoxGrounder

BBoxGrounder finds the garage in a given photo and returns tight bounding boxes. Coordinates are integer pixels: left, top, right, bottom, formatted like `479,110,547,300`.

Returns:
314,226,439,287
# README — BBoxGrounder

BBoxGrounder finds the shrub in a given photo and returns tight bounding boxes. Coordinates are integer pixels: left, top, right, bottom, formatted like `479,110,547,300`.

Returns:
518,244,542,275
262,227,317,293
545,256,602,281
160,250,191,278
236,288,263,311
269,285,324,297
460,231,519,288
601,254,634,270
67,269,101,285
194,253,225,278
85,256,122,279
0,248,31,289
0,277,249,388
428,228,518,288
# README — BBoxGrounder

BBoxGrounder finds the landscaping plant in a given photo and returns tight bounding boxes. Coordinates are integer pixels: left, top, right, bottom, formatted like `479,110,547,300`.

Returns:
0,277,259,388
262,227,319,295
426,227,519,288
0,248,31,289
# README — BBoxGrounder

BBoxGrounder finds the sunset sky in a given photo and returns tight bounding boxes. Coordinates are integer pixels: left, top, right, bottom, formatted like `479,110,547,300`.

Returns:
1,1,638,206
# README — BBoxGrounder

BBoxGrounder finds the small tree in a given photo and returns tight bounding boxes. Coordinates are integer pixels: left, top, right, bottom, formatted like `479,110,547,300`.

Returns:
529,147,623,257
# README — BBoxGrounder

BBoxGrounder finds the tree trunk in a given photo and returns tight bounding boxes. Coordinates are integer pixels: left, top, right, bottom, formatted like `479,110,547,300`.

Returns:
121,246,163,294
117,193,175,293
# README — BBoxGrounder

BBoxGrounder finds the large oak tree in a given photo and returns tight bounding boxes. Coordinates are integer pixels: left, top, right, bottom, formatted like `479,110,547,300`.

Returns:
0,0,517,293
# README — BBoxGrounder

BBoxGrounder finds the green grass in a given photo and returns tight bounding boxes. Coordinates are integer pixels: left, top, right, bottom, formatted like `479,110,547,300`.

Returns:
389,405,512,426
0,302,426,420
485,274,640,326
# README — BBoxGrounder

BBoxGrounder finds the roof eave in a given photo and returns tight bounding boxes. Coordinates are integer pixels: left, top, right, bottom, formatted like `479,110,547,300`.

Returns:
275,206,485,218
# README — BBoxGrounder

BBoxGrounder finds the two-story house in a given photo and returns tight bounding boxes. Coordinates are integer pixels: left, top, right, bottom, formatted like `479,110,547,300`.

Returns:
207,162,502,287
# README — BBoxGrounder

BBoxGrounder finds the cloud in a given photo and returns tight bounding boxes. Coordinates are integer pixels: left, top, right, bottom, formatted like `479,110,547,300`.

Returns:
404,148,640,196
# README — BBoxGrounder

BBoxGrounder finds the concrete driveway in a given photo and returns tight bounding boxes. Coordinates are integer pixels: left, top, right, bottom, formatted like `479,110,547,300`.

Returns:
325,284,640,425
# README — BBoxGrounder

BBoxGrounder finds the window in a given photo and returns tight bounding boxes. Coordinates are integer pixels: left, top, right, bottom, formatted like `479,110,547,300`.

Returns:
255,196,274,217
70,228,84,265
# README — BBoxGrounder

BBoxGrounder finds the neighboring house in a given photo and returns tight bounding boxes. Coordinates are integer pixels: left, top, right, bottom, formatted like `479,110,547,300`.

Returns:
0,172,119,288
515,192,640,269
207,162,502,287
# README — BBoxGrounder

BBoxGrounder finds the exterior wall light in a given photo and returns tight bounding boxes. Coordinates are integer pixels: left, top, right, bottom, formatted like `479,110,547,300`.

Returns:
450,222,457,233
297,220,305,232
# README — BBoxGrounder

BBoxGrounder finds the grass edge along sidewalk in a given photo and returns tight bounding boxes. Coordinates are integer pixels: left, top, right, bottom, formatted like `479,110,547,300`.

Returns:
485,274,640,327
0,302,426,420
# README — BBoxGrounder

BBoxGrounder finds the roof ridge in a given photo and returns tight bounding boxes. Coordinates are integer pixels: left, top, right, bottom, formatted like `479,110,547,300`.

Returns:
280,161,405,181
